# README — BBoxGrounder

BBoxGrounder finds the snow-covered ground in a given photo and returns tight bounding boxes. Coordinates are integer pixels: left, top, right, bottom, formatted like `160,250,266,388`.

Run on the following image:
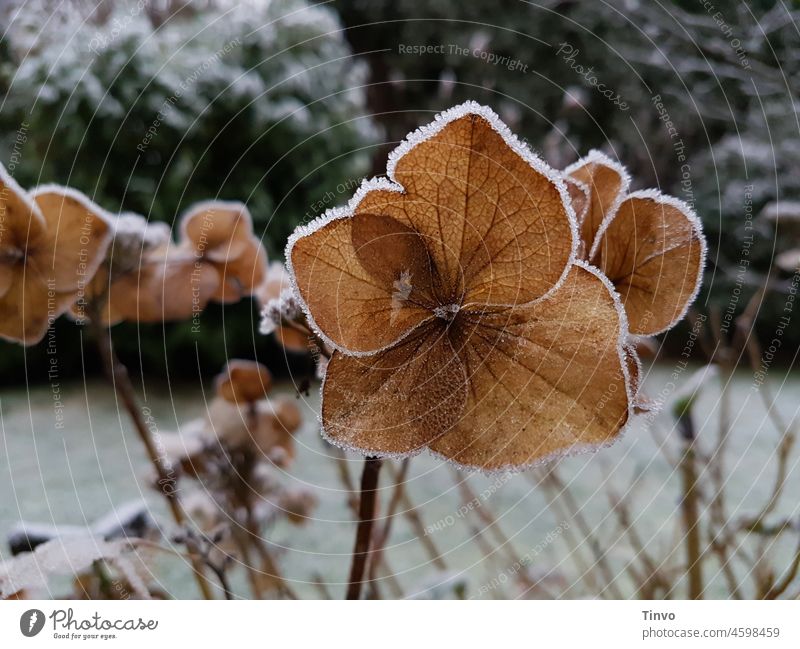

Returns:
2,363,798,599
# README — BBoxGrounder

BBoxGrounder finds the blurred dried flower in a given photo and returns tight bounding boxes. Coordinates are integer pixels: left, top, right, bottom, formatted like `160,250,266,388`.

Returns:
215,359,273,404
252,396,302,467
178,201,267,303
257,262,309,352
75,212,217,325
0,167,112,343
95,239,219,324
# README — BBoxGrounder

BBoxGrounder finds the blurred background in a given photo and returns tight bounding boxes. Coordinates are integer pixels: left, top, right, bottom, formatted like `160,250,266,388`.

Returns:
1,0,798,599
2,0,798,380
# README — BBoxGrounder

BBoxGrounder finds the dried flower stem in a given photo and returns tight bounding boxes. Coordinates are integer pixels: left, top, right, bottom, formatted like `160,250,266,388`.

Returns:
764,537,800,599
705,308,744,599
677,409,704,599
537,479,599,596
89,316,214,600
230,528,264,599
744,335,797,525
346,456,383,599
329,450,402,597
242,495,297,600
206,561,234,600
606,484,671,598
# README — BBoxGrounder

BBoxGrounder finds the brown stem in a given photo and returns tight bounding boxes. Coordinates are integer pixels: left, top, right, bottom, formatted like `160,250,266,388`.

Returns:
706,311,744,599
765,537,800,599
329,449,401,597
89,316,214,600
677,411,704,599
744,335,797,525
606,484,671,598
207,562,234,600
244,508,297,600
231,527,264,599
535,471,599,596
346,456,382,600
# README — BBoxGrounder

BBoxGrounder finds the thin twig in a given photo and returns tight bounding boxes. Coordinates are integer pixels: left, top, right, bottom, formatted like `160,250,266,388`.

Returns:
606,485,671,598
328,449,402,597
766,537,800,600
529,468,624,598
677,410,704,599
89,315,214,600
450,469,536,592
346,457,383,600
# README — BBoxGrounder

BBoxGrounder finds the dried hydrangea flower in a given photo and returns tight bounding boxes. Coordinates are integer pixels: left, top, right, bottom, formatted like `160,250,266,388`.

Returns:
178,201,268,303
252,396,302,467
565,150,706,336
94,235,219,325
215,359,273,404
565,151,706,410
73,212,213,325
0,167,112,344
287,102,633,471
204,360,302,466
84,202,269,325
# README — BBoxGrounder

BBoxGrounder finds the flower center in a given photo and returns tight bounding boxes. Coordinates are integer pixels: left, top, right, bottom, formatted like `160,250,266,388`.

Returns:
433,303,460,321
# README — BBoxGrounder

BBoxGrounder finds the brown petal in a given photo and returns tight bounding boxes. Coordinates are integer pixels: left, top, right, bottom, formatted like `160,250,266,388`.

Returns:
29,186,112,293
275,325,309,353
361,109,574,305
594,192,705,335
351,211,438,303
109,252,219,323
564,175,590,225
210,235,268,303
623,343,642,396
322,322,468,456
0,264,13,298
0,267,63,344
429,263,631,471
566,151,629,258
624,344,658,414
0,164,46,255
68,265,109,324
253,397,301,466
216,359,272,404
179,201,253,261
289,214,433,354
